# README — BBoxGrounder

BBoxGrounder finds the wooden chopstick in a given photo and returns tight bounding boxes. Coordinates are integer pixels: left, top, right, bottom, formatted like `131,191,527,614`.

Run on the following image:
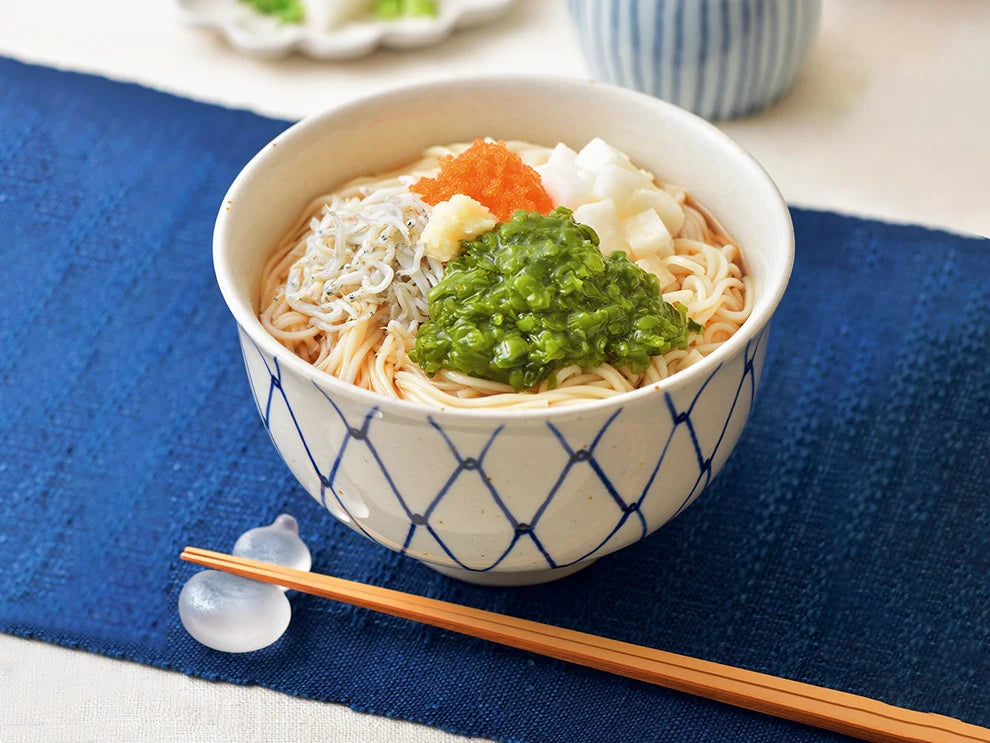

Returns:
180,547,989,743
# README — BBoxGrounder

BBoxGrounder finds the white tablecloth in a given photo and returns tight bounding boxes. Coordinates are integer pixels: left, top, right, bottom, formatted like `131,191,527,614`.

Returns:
1,1,987,741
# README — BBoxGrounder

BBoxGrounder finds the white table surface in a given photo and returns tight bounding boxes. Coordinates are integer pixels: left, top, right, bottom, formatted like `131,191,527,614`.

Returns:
1,2,988,741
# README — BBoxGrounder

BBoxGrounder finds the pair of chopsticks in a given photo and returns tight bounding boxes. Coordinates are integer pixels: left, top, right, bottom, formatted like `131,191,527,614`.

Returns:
181,547,988,743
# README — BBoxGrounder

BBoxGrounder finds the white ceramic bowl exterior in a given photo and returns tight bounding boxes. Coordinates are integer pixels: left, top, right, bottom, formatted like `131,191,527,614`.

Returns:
569,0,822,120
214,78,793,585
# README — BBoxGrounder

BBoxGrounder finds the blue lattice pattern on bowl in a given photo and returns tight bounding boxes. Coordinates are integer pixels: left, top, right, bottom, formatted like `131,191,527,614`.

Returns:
238,325,769,581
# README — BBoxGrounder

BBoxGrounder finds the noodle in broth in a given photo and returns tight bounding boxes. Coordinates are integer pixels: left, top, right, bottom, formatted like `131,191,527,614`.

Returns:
260,142,753,410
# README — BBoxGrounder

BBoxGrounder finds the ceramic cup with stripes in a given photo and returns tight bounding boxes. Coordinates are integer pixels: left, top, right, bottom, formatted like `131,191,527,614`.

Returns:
569,0,822,120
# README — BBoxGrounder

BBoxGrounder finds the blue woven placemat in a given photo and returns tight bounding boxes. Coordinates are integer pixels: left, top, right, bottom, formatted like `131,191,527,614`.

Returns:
1,56,987,743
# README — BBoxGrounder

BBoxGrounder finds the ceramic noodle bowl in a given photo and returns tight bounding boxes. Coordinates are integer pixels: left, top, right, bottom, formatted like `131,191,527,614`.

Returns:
214,77,793,586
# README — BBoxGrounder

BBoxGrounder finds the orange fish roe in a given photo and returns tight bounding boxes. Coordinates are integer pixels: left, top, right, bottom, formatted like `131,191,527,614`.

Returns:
411,140,554,222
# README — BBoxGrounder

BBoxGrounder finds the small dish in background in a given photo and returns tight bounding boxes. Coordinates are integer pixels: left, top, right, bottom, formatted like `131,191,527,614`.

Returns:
569,0,821,120
176,0,516,60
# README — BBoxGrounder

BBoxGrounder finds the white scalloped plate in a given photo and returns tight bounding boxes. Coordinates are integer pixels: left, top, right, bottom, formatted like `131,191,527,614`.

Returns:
177,0,516,60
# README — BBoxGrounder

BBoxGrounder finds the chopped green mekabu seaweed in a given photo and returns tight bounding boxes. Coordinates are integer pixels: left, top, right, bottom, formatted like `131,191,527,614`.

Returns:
412,208,701,390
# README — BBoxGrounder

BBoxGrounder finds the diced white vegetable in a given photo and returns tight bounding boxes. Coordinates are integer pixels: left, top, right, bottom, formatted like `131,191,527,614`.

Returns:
635,254,677,290
547,172,595,209
623,209,674,259
574,138,633,174
573,199,627,256
593,164,652,211
305,0,373,29
421,195,496,262
545,142,579,169
623,187,686,235
536,145,595,208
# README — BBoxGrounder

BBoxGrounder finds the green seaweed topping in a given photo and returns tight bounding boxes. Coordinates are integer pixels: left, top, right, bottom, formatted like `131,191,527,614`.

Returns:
411,208,700,391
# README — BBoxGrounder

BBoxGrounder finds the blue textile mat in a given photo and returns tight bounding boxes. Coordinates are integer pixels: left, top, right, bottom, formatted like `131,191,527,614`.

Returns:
0,56,987,743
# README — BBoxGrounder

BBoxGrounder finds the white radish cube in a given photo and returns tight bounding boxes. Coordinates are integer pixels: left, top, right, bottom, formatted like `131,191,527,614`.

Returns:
624,187,686,235
536,158,594,209
546,142,579,169
623,209,674,259
573,199,627,256
636,254,677,289
574,138,631,174
532,142,575,174
593,164,652,211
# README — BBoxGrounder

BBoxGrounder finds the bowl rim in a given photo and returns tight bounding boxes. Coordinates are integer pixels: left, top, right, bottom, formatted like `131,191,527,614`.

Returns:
213,75,794,423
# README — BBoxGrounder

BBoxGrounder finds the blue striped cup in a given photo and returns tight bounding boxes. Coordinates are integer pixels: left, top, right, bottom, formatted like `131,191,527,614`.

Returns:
569,0,822,120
